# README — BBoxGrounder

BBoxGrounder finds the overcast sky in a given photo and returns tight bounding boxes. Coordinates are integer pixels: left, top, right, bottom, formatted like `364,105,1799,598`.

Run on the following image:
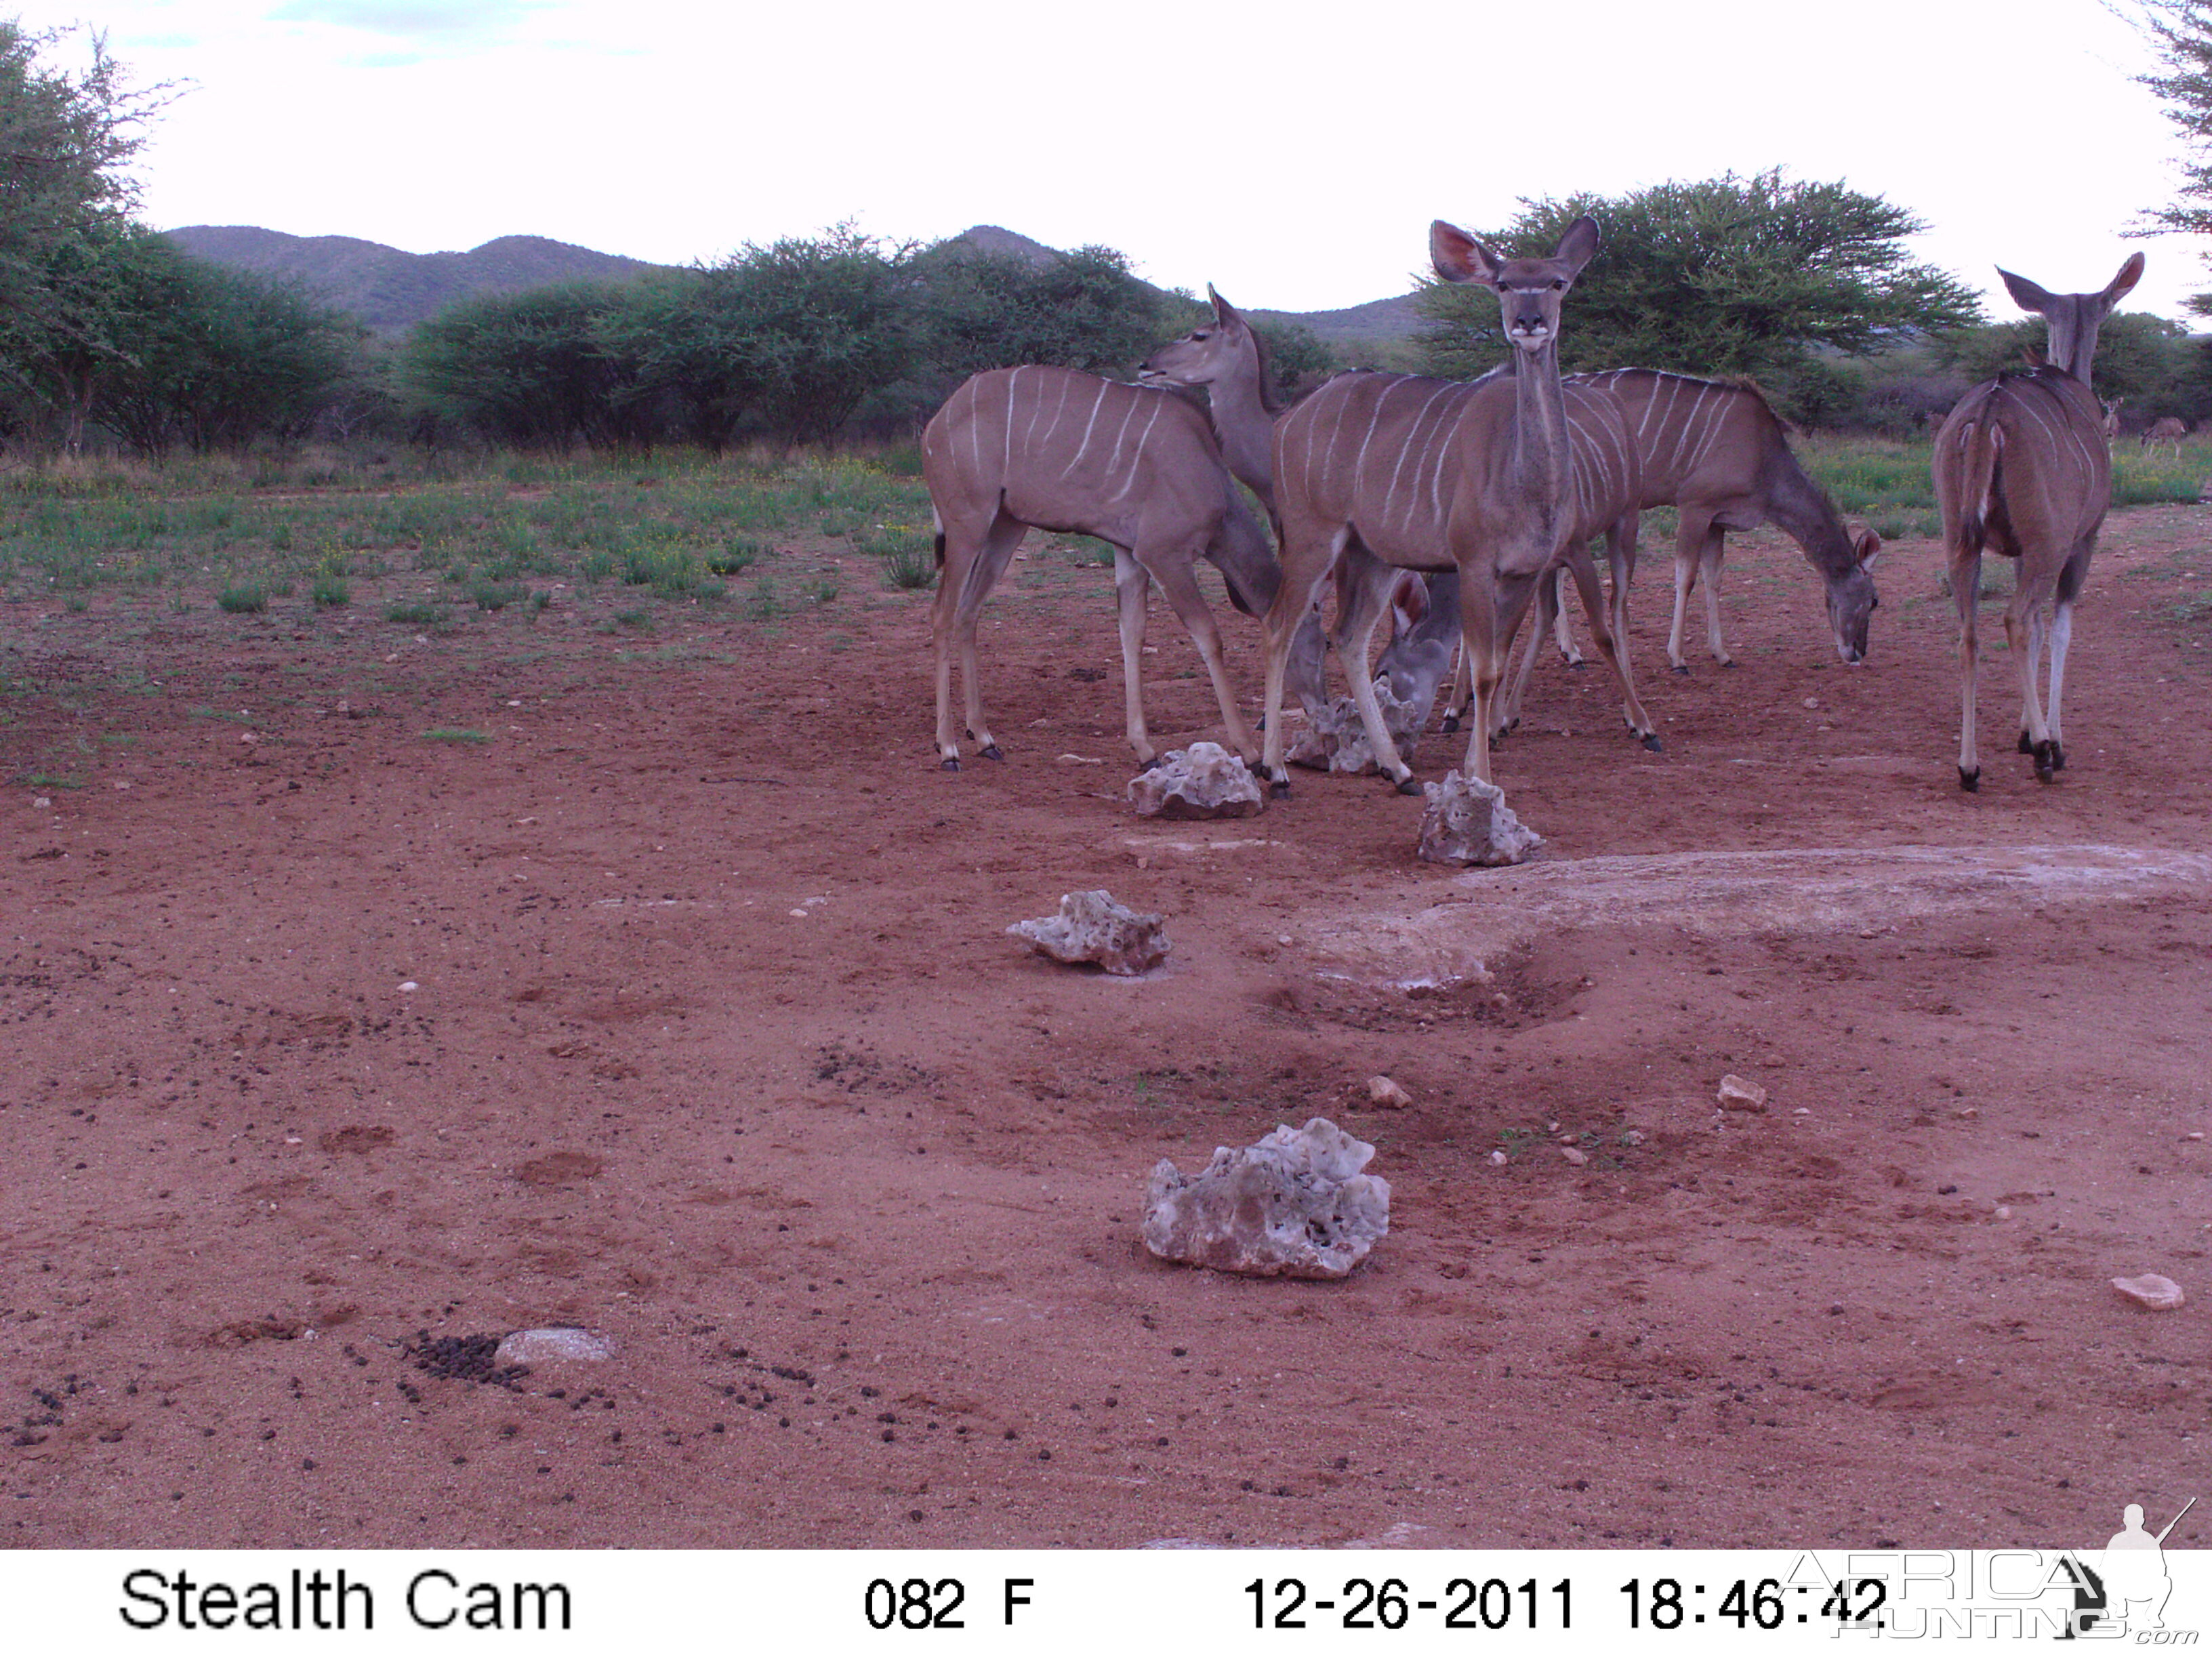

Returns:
22,0,2209,321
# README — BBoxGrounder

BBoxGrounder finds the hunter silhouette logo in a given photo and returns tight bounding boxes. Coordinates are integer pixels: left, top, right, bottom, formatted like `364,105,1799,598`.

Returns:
2088,1497,2195,1636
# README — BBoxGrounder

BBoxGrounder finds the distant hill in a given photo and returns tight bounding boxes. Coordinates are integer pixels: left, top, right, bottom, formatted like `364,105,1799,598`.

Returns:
162,222,1429,353
161,226,674,330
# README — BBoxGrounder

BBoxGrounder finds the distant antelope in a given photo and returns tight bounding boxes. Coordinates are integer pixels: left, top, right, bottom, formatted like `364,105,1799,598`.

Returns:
922,365,1278,770
1257,216,1654,794
2101,400,2122,443
1933,252,2144,789
2142,415,2188,458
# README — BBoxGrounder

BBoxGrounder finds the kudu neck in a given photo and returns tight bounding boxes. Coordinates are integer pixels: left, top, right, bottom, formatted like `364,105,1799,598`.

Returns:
1205,348,1277,509
1508,342,1572,496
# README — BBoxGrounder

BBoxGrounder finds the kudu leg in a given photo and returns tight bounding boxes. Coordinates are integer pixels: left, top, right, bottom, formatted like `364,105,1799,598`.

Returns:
1112,550,1157,766
950,513,1029,764
1950,548,1983,790
1260,559,1337,795
1441,642,1473,733
2044,600,2075,768
1334,574,1420,792
1147,548,1261,765
1455,573,1539,786
2006,592,2058,783
1549,567,1582,666
1497,565,1560,739
1564,546,1660,750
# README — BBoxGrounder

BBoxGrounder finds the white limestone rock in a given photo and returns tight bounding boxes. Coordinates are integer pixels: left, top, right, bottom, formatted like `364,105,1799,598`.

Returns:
495,1327,616,1366
2111,1273,2186,1311
1008,890,1168,976
1127,742,1265,819
1143,1117,1390,1279
1288,680,1426,774
1416,771,1544,866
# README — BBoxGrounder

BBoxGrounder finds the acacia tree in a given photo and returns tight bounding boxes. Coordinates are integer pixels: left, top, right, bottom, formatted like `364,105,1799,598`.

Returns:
0,22,173,446
1414,170,1982,419
2134,0,2212,310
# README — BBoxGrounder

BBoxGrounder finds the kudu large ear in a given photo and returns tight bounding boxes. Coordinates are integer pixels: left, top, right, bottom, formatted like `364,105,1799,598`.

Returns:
1998,267,2056,317
1853,527,1883,572
1206,283,1244,329
1431,220,1498,285
2100,251,2146,310
1553,215,1601,276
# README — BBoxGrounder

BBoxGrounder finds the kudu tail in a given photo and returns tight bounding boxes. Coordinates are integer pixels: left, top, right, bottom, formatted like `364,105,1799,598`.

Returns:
1949,415,2003,556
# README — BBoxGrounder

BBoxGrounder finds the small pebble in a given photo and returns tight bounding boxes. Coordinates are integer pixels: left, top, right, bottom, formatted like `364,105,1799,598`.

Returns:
1560,1146,1588,1166
789,909,808,918
2111,1273,2186,1312
1488,1150,1508,1166
1366,1076,1413,1109
33,797,52,809
1277,935,1293,947
397,981,419,994
1802,697,1820,710
1995,1206,2012,1221
1717,1074,1769,1112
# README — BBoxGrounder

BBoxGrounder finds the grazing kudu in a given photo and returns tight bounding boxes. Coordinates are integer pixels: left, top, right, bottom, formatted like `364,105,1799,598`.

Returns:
1932,252,2144,789
922,365,1278,770
2142,415,2188,457
1498,371,1884,684
1258,216,1654,794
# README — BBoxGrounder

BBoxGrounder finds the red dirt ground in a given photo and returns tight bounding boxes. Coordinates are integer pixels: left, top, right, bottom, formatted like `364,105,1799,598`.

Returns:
3,508,2207,1551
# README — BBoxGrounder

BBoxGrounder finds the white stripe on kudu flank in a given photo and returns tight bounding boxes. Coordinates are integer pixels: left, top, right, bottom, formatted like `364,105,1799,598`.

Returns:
1683,394,1731,479
1061,382,1111,478
1033,373,1071,458
1666,384,1712,478
965,377,983,480
1387,385,1459,530
1110,400,1165,502
1002,368,1019,478
1102,391,1143,479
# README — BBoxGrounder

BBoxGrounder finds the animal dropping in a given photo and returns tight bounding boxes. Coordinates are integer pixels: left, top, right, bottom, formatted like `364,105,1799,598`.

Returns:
1416,771,1544,867
2110,1273,2185,1312
1008,890,1168,977
1126,742,1265,819
1143,1118,1390,1279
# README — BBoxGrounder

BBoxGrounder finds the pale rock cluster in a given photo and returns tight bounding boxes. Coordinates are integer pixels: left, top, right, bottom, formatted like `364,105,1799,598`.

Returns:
1142,1117,1391,1279
1008,890,1169,976
1126,742,1265,819
1416,771,1544,866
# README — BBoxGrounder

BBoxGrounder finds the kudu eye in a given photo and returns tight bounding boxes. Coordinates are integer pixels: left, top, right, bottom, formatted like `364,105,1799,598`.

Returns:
1551,279,1565,291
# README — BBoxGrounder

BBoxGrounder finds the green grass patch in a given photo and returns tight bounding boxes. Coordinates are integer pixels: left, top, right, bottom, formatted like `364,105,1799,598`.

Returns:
385,601,448,627
216,583,269,613
311,573,350,607
421,727,489,743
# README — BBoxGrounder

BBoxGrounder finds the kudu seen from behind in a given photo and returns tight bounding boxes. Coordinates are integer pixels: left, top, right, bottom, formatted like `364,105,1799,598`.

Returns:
1932,252,2144,790
1258,216,1654,794
921,364,1278,771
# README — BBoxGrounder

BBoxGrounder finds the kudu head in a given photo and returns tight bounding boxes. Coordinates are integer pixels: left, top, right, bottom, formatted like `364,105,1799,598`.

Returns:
1996,253,2144,384
1430,216,1601,356
1139,286,1258,392
1826,527,1883,664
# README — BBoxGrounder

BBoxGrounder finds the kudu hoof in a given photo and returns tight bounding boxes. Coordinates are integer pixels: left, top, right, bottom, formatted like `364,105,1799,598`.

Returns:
2051,742,2066,772
1670,664,1689,676
1719,659,1737,670
1393,775,1422,796
979,743,1005,762
1138,755,1166,773
2018,731,2036,756
940,756,961,773
1565,657,1587,671
1441,714,1461,734
2032,740,2059,783
1959,766,1981,793
1640,733,1664,753
1269,777,1293,800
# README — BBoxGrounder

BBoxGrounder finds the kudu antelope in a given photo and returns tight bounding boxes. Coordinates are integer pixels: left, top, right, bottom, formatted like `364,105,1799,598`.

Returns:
2142,415,2188,457
1458,371,1883,731
2101,400,2123,443
1933,252,2144,789
1258,216,1655,794
921,365,1278,770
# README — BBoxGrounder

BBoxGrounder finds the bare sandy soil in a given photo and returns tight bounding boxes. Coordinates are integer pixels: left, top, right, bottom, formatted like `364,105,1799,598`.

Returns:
3,508,2207,1551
